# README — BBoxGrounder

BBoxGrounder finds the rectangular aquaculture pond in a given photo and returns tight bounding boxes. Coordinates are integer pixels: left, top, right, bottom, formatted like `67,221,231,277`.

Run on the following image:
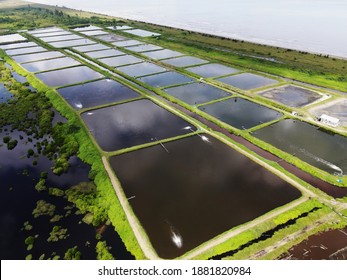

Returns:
112,40,143,47
35,66,103,87
199,97,283,129
122,29,161,37
28,27,64,34
0,34,26,43
109,134,302,258
40,34,83,43
94,34,126,42
137,72,194,88
254,119,347,175
35,31,72,38
49,39,95,48
117,62,167,77
164,83,231,105
0,41,37,50
82,99,195,151
186,63,240,78
142,49,184,60
21,57,80,73
79,30,108,36
108,25,133,30
259,85,322,107
217,73,279,90
72,43,109,52
99,55,143,67
73,25,101,31
5,46,47,56
86,49,125,59
11,51,65,63
162,56,209,68
125,44,163,53
57,79,140,110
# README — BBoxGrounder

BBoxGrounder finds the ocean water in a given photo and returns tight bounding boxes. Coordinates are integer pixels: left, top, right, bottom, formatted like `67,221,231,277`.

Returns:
27,0,347,58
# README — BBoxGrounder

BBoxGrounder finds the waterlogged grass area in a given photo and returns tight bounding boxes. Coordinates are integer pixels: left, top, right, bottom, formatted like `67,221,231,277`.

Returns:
1,2,347,260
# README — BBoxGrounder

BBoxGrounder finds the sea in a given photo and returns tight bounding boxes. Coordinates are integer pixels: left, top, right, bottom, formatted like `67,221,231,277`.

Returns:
25,0,347,58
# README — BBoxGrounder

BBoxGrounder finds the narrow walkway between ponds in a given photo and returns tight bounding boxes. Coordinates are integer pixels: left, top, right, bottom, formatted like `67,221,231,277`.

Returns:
102,156,160,260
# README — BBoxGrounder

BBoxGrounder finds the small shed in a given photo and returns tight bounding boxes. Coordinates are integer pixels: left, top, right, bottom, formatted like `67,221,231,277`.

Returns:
318,114,340,127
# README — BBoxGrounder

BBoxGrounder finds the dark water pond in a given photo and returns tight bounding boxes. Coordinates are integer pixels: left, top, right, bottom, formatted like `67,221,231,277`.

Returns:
86,49,125,59
123,29,161,37
142,49,183,60
11,71,27,84
137,71,194,88
283,228,347,260
36,66,103,87
164,82,231,105
5,46,48,56
0,128,133,260
0,42,37,50
12,51,65,63
35,31,72,38
99,55,143,67
186,63,240,78
117,62,167,77
49,39,95,48
82,99,195,151
125,44,162,53
109,134,302,259
22,57,80,73
254,119,347,175
0,83,13,103
259,85,321,107
162,56,209,67
73,43,109,52
57,79,140,110
217,73,278,90
94,34,127,42
41,34,83,43
80,30,108,36
199,97,283,129
112,40,143,47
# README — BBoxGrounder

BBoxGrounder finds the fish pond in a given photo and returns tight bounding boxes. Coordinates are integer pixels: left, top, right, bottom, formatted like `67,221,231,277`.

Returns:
35,66,103,87
186,63,240,78
125,44,162,53
161,56,209,68
142,49,184,60
99,55,143,67
199,97,283,129
22,57,80,73
12,51,65,64
109,134,302,258
137,72,194,88
164,82,231,105
217,73,279,90
112,40,143,47
117,62,167,77
57,79,140,110
0,83,13,103
82,99,195,151
85,49,125,59
254,119,347,175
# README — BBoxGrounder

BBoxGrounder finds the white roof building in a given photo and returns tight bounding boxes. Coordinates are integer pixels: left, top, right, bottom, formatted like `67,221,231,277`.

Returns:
319,114,340,127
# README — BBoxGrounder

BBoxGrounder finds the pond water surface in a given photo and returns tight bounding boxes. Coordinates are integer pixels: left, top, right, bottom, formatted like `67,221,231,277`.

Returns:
122,29,161,37
22,57,80,73
0,42,37,50
125,44,162,53
12,51,64,63
85,49,125,59
117,62,167,77
82,99,195,151
35,66,103,87
109,134,302,258
138,71,194,88
99,55,143,67
162,56,209,67
199,97,283,129
57,79,140,110
254,119,347,175
164,82,231,105
94,34,127,42
0,84,13,103
112,40,144,47
49,39,95,48
73,43,109,52
187,63,240,78
40,34,83,43
217,73,279,90
142,49,183,60
5,46,48,56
